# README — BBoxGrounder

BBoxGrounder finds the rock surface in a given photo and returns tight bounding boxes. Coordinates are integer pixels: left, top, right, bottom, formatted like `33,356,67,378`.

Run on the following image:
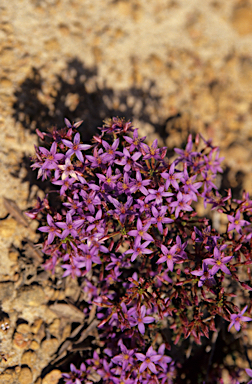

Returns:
0,0,252,383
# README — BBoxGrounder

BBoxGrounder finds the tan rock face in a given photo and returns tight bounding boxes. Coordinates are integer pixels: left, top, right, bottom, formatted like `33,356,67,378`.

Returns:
21,350,37,367
15,285,46,307
41,370,62,384
18,367,33,384
232,7,252,35
0,0,252,383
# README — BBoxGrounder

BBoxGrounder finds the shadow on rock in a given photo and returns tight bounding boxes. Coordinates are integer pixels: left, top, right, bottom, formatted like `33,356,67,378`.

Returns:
12,58,166,141
12,57,182,197
12,57,244,199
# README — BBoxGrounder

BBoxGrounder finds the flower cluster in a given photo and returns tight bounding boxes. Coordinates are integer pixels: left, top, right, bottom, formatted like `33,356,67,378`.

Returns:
29,117,252,383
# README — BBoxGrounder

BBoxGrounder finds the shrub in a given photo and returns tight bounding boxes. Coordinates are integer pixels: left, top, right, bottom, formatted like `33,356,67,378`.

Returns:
28,117,252,384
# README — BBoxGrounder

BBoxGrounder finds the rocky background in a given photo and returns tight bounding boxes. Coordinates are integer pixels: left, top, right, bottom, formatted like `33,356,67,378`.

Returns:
0,0,252,383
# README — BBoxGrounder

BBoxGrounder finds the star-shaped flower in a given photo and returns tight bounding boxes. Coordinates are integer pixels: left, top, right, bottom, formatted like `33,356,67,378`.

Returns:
135,346,162,374
62,132,91,162
228,306,252,332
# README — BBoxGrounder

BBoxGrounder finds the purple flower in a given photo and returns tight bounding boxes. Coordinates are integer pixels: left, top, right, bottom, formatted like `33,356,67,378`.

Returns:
179,169,202,201
174,134,197,165
236,191,252,212
124,129,146,152
131,305,155,334
161,162,181,191
106,254,128,271
38,214,62,244
156,244,178,271
85,209,104,232
142,139,161,160
31,147,51,180
56,212,84,238
112,340,135,370
40,142,65,170
175,235,187,259
201,171,218,191
58,157,79,180
83,281,98,303
115,147,142,172
194,225,219,252
151,206,173,234
158,362,176,384
191,262,216,287
108,196,133,223
63,198,84,216
128,218,154,243
77,243,101,272
204,246,233,275
62,363,87,384
109,302,136,330
64,118,83,129
135,198,153,217
157,344,172,371
52,177,76,196
86,146,104,168
169,191,193,218
100,138,121,164
227,210,250,234
145,186,173,205
97,166,121,189
61,257,82,278
80,189,101,214
228,306,252,331
206,190,231,210
117,172,133,195
126,238,153,262
62,132,91,162
97,359,113,381
106,267,122,286
245,368,252,384
130,171,151,195
204,148,224,174
135,346,162,374
98,117,133,134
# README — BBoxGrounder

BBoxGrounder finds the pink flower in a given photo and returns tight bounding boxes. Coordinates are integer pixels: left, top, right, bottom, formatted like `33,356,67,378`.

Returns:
131,305,155,334
227,210,250,234
228,306,252,331
62,132,91,163
135,346,162,374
